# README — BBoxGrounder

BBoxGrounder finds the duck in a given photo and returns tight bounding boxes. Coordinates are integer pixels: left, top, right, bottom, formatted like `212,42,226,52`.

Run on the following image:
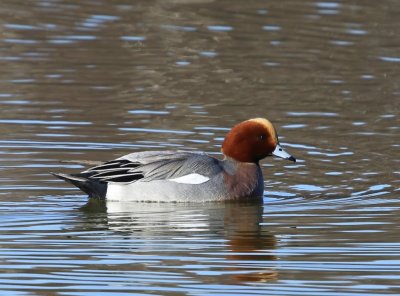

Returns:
52,118,296,202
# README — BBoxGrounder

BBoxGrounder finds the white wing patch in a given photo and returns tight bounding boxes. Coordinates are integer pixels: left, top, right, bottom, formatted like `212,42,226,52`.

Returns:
168,173,210,184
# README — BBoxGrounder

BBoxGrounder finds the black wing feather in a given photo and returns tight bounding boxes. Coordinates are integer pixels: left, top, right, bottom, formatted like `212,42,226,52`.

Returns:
82,159,144,183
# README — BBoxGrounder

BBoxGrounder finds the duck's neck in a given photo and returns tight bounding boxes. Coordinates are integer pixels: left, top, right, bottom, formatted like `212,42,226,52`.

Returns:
222,156,260,167
221,157,264,200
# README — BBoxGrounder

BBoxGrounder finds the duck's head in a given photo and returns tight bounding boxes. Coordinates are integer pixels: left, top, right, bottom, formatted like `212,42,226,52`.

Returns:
221,118,296,163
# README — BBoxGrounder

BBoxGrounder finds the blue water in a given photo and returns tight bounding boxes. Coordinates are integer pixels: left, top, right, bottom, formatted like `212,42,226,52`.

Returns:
0,0,399,295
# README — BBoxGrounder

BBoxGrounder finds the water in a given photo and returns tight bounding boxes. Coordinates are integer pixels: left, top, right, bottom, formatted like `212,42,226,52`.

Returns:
0,0,399,295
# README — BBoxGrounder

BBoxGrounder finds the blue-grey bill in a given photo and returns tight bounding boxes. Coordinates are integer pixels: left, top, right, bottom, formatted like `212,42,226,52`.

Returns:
272,144,296,162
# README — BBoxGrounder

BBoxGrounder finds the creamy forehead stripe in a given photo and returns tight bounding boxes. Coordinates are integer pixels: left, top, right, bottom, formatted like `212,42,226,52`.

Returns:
169,173,210,184
247,118,277,139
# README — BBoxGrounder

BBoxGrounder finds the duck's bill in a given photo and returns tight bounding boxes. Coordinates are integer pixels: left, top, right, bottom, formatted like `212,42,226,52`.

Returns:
272,144,296,162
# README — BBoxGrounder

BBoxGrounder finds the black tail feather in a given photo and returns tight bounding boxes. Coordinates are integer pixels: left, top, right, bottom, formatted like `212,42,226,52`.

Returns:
52,172,107,199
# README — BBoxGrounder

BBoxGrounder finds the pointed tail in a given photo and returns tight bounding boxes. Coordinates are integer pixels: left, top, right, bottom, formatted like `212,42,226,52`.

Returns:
52,172,107,199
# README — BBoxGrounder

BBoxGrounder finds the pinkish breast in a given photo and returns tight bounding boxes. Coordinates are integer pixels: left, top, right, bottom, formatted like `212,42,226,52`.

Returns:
223,163,264,201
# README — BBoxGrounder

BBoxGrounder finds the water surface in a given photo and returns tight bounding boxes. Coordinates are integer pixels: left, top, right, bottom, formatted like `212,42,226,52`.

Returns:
0,0,399,295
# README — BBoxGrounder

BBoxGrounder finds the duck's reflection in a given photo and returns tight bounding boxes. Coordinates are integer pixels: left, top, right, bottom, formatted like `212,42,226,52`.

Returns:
222,204,278,282
81,199,278,283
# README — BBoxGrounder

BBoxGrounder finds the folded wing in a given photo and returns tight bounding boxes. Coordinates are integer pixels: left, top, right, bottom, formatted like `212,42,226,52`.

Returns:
81,151,222,184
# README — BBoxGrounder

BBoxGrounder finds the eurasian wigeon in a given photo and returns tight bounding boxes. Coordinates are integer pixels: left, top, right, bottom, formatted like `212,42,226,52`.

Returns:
53,118,295,202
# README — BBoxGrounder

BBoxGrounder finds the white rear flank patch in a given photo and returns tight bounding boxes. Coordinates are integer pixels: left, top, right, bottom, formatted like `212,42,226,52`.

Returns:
169,173,210,184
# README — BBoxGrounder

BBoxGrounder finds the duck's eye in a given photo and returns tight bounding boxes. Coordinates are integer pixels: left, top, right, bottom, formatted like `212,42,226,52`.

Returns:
259,134,267,141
